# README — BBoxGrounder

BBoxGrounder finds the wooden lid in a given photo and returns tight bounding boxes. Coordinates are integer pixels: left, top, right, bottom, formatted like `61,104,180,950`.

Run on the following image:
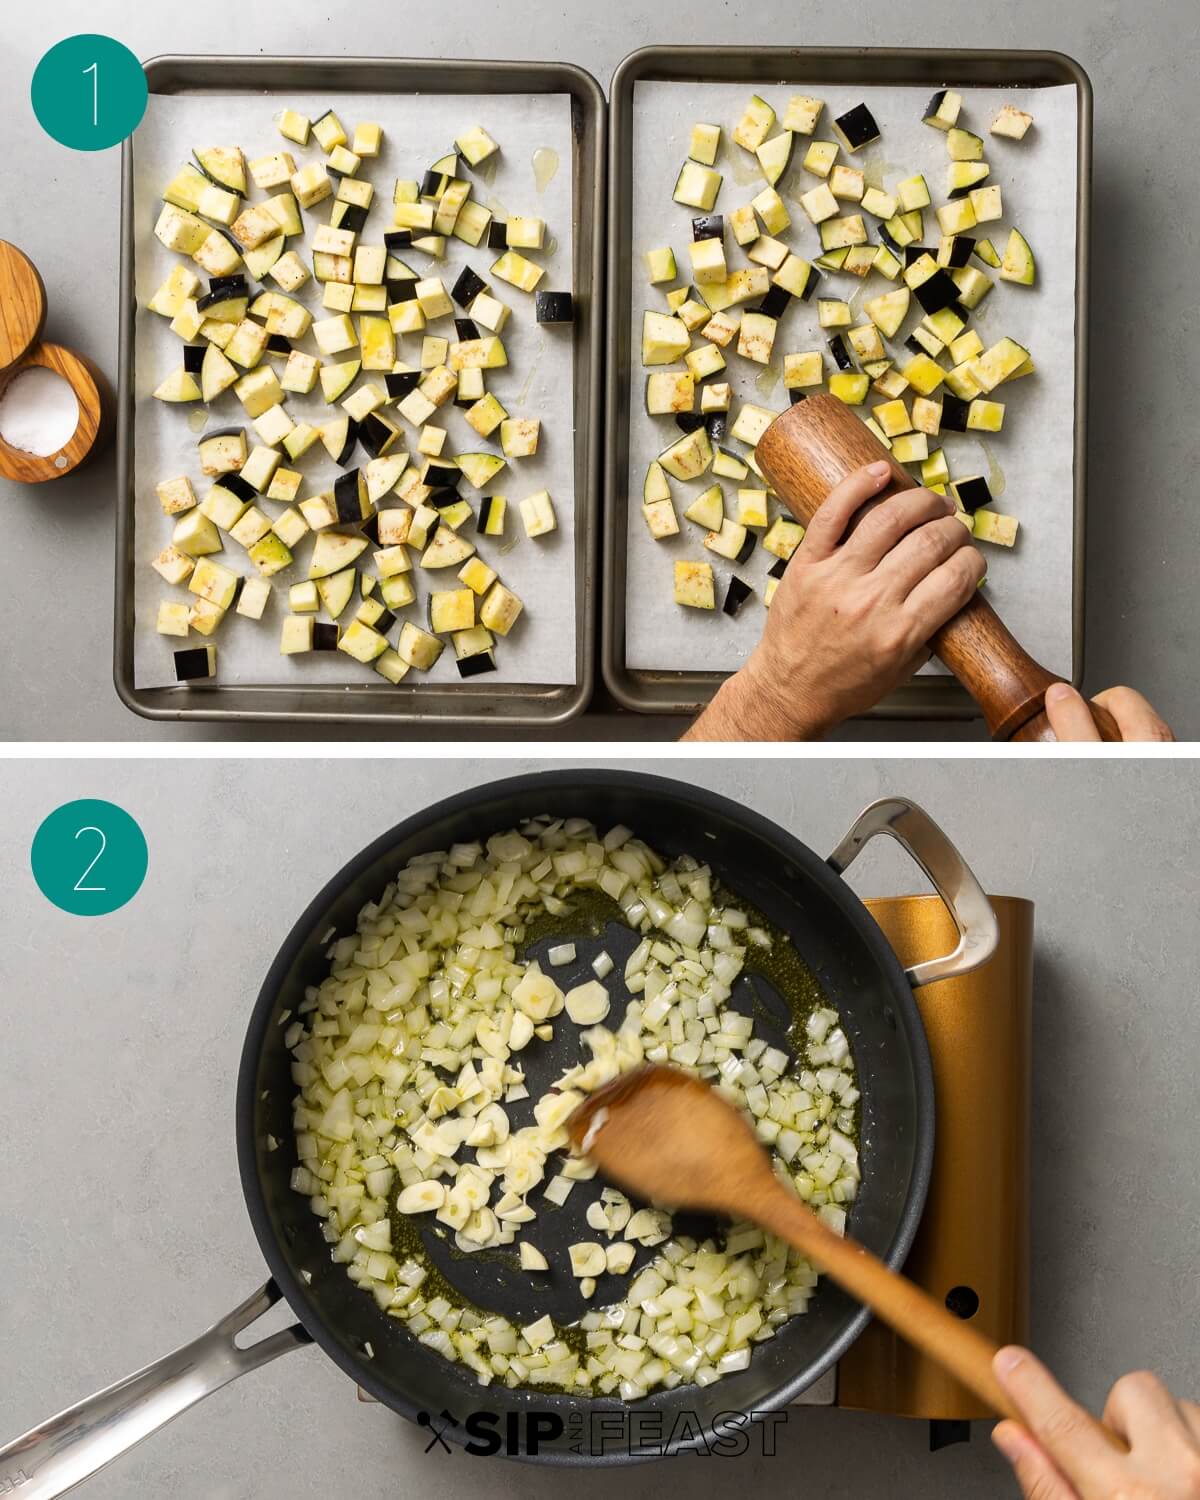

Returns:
0,241,48,372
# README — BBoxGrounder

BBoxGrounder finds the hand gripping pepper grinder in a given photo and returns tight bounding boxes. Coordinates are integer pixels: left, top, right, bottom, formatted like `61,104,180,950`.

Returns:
756,395,1116,742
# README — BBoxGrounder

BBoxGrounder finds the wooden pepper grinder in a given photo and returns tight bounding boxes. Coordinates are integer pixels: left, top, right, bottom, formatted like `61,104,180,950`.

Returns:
0,240,112,483
756,395,1117,742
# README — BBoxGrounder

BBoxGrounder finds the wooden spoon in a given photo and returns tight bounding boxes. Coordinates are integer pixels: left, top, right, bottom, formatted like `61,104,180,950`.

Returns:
568,1065,1091,1431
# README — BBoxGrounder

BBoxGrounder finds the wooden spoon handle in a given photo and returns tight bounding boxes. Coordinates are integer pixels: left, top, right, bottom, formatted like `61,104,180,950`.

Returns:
755,397,1119,742
753,1186,1126,1450
753,1185,1017,1418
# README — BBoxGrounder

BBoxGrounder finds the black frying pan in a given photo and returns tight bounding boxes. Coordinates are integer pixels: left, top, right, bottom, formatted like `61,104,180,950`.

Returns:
1,772,997,1492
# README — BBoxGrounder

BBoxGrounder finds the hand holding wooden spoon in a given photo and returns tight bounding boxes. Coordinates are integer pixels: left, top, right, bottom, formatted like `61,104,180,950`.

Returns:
568,1064,1122,1447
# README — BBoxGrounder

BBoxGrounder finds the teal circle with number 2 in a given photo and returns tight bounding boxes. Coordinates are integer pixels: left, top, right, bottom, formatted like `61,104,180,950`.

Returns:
31,35,148,151
31,799,148,916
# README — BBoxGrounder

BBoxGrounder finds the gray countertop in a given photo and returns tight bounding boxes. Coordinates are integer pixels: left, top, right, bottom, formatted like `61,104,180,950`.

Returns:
1,0,1197,742
3,755,1198,1497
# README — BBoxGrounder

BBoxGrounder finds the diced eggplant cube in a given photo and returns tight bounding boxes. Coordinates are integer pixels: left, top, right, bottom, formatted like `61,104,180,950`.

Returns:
828,334,854,371
535,292,574,324
940,393,970,432
757,285,792,320
952,475,993,513
174,645,216,682
913,269,962,315
832,103,880,152
722,576,753,617
451,265,488,308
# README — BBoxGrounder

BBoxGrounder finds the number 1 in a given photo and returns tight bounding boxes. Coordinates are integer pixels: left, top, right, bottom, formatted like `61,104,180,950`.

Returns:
73,826,107,892
83,62,98,127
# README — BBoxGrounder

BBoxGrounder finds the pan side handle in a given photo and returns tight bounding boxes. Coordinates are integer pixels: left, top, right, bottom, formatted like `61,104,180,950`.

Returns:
827,797,998,988
0,1281,310,1500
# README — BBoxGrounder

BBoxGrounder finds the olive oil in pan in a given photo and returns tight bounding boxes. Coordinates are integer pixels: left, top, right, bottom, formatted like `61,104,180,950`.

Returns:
754,364,782,399
532,146,559,193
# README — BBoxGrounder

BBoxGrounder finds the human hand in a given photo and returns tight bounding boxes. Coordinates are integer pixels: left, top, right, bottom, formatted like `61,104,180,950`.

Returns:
684,460,984,741
1044,683,1175,743
992,1346,1200,1499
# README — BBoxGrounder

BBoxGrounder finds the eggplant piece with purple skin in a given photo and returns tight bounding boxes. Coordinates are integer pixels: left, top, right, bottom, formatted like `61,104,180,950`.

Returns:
903,245,931,266
334,469,370,523
798,268,821,303
828,334,854,371
454,318,480,341
788,389,808,405
359,412,400,459
337,202,369,234
768,555,788,579
451,265,487,308
385,230,413,251
174,646,215,682
953,475,993,513
878,223,905,258
535,291,574,324
197,283,245,312
212,470,256,504
735,531,757,567
833,103,880,151
385,370,420,399
182,344,204,374
477,496,503,532
757,284,792,320
457,651,497,678
943,235,976,268
705,413,728,444
940,393,970,432
486,219,507,250
674,413,706,434
913,269,962,315
313,623,340,651
692,214,724,241
722,576,753,617
387,278,418,303
325,417,360,468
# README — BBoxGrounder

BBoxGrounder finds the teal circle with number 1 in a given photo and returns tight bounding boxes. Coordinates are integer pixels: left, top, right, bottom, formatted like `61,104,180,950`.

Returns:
31,799,148,916
31,35,148,152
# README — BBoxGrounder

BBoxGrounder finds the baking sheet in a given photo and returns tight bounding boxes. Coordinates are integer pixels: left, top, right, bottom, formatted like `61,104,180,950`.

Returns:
624,80,1078,678
133,90,577,689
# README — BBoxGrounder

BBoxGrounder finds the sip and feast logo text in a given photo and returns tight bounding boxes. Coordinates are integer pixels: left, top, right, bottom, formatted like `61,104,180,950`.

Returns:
418,1406,788,1457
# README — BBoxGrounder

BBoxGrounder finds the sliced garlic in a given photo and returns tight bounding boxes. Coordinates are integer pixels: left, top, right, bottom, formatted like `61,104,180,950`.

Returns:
605,1242,636,1275
564,980,611,1026
568,1241,606,1278
519,1242,549,1271
513,968,563,1021
396,1180,445,1214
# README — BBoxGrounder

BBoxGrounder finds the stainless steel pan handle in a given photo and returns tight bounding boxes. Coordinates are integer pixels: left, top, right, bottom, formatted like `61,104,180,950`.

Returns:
827,797,998,988
0,1281,309,1500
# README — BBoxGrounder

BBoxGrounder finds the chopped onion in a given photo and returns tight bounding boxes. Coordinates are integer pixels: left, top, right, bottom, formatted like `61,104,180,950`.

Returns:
287,814,860,1401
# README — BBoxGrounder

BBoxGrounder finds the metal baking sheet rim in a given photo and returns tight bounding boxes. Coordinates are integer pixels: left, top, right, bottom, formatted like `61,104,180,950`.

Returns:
602,45,1092,722
115,54,605,728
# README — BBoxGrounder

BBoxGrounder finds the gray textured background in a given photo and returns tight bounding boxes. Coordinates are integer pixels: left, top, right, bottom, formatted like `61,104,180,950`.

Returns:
1,0,1197,742
2,755,1198,1498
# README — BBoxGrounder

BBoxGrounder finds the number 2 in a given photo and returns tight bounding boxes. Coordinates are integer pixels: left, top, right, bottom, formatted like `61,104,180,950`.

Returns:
73,825,107,892
82,61,98,127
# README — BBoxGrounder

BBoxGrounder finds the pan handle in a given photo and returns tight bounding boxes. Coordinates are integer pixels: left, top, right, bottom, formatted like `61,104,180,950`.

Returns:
0,1280,310,1500
827,797,998,988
